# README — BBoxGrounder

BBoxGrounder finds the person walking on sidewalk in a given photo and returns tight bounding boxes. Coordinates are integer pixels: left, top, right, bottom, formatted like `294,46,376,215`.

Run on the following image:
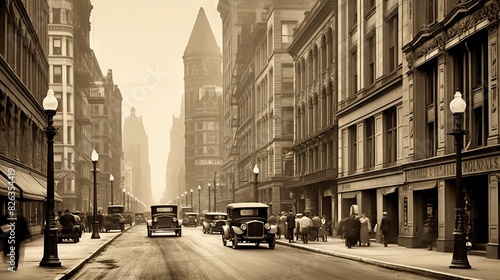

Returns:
359,213,372,246
320,215,328,242
1,210,31,271
279,212,287,240
423,212,437,250
299,213,311,244
380,211,392,247
311,213,321,241
286,210,296,243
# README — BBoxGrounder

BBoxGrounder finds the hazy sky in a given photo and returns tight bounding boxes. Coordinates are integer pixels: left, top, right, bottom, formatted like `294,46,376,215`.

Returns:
90,0,222,203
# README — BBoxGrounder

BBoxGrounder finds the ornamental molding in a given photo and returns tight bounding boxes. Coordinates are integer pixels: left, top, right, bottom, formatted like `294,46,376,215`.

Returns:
447,1,499,39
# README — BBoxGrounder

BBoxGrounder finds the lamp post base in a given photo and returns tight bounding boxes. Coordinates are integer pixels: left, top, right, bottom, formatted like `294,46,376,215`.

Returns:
449,209,471,269
91,222,101,239
39,228,61,267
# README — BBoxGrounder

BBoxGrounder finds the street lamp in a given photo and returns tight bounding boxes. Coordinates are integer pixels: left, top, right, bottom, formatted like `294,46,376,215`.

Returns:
91,149,100,239
190,189,193,207
448,91,471,269
122,188,126,209
181,193,184,207
198,185,201,219
253,164,259,202
127,192,131,211
185,191,188,206
208,183,211,212
40,88,61,267
213,172,217,212
109,174,114,205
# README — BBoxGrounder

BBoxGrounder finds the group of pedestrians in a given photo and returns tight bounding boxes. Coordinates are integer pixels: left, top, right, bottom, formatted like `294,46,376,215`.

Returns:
269,211,330,244
338,211,392,248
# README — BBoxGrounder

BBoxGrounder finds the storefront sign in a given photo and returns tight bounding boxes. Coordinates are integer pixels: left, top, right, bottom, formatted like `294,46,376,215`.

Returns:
406,155,500,182
195,159,223,165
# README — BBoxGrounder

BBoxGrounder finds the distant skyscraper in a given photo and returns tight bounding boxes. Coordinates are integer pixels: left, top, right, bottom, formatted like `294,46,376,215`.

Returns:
123,107,153,207
183,7,223,212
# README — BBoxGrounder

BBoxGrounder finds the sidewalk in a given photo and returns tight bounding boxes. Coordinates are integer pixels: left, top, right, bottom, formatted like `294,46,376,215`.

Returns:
0,228,128,280
276,236,499,280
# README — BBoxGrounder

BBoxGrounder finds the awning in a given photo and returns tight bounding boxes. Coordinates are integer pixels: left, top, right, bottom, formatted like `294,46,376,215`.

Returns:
342,192,357,199
382,186,398,196
0,164,62,202
411,180,436,191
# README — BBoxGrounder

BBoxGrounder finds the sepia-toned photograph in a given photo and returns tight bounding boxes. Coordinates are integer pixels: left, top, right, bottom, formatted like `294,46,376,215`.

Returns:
1,0,499,279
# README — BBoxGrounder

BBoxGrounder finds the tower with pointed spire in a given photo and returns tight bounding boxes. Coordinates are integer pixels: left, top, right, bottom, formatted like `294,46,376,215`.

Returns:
182,7,222,212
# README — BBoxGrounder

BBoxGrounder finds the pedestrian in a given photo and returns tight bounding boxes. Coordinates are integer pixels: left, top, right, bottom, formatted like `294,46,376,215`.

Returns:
423,212,437,250
286,210,296,243
299,213,311,244
359,213,372,246
295,213,302,241
278,212,287,240
311,213,321,241
320,215,328,242
343,214,360,248
1,210,31,271
97,211,104,232
380,211,392,247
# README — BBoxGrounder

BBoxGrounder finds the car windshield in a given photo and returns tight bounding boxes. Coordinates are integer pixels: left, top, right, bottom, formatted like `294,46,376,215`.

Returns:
232,208,267,219
108,207,123,214
210,215,226,220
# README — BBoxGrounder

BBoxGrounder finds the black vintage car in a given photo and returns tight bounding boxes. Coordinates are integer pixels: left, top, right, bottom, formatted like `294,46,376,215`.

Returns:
103,205,125,232
182,212,198,227
221,203,277,249
202,212,227,234
147,204,181,237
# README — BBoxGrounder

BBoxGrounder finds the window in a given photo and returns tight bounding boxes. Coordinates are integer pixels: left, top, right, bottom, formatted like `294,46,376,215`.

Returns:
53,65,62,83
52,8,61,24
53,38,61,55
282,107,293,136
423,60,438,157
365,117,375,169
349,125,357,173
282,64,294,95
349,50,357,97
196,122,203,130
386,15,398,73
385,107,397,165
55,92,63,113
206,132,217,144
426,0,437,25
349,0,357,28
282,22,297,46
66,66,71,84
366,35,376,85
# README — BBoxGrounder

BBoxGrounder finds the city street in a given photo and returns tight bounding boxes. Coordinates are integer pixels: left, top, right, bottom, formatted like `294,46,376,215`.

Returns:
71,226,429,280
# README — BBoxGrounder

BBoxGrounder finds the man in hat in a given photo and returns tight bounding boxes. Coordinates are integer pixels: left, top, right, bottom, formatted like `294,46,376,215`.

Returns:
380,211,392,247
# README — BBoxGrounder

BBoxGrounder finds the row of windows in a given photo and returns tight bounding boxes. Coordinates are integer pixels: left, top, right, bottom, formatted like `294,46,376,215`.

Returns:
52,37,73,56
52,65,72,84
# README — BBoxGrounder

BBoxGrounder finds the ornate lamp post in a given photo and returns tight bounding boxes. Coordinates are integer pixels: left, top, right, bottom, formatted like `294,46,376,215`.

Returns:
448,91,471,269
109,174,114,205
127,192,131,211
40,88,61,267
208,183,211,212
213,172,217,212
190,189,193,207
122,188,126,209
185,191,188,206
198,185,201,222
91,149,100,239
253,164,259,202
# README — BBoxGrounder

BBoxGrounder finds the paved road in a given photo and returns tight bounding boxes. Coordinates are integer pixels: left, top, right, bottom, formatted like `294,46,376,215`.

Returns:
71,226,432,280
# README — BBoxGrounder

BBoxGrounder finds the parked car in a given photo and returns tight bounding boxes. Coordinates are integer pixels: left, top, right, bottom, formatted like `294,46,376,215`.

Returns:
123,212,134,226
182,212,198,227
202,212,227,234
147,204,181,237
221,202,277,249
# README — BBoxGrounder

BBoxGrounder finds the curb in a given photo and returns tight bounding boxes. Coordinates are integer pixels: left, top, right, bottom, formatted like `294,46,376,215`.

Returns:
53,226,133,280
276,240,478,280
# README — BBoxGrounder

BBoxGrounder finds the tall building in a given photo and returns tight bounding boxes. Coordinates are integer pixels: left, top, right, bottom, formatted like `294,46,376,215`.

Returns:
287,0,337,224
48,0,97,213
162,95,185,204
218,0,315,215
183,8,223,212
122,107,153,209
0,0,60,236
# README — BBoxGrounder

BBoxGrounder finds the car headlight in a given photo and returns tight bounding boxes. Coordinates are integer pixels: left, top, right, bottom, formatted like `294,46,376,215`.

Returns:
240,223,247,230
264,223,271,230
173,217,177,222
153,217,158,222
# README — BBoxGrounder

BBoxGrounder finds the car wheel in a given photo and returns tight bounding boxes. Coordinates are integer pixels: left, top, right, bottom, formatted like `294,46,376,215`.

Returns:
178,230,182,237
232,234,238,249
222,235,227,246
268,235,276,250
255,242,260,247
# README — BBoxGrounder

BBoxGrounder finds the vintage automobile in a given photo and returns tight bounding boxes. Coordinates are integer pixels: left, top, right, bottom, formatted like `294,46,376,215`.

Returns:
56,213,80,243
202,212,227,234
182,212,198,227
103,205,125,232
147,204,181,237
221,202,277,249
123,211,134,226
135,213,145,224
